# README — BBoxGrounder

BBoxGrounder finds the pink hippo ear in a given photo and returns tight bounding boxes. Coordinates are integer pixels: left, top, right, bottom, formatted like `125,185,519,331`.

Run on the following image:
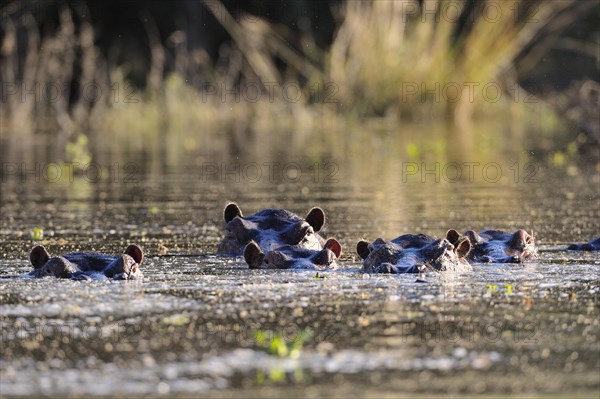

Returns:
356,240,371,260
455,238,471,258
445,229,460,245
243,241,264,269
224,203,243,223
30,246,50,269
305,207,325,232
125,244,144,264
324,238,342,258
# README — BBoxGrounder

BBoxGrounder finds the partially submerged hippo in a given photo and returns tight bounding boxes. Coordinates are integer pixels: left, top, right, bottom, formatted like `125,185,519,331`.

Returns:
567,236,600,251
243,238,342,270
217,203,326,256
28,245,144,280
465,229,537,263
356,230,472,274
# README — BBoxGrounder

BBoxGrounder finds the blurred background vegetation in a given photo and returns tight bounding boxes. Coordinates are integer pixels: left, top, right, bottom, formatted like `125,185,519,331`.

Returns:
0,0,598,166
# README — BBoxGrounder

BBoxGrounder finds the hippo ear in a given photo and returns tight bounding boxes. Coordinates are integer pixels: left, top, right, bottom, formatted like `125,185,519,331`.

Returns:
224,203,243,223
465,230,481,244
243,241,264,269
125,244,144,264
305,207,325,232
455,238,471,258
30,246,50,269
445,229,460,245
356,240,371,260
324,238,342,258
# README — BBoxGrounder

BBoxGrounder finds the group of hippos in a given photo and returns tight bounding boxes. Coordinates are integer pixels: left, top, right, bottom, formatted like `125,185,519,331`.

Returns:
26,202,600,280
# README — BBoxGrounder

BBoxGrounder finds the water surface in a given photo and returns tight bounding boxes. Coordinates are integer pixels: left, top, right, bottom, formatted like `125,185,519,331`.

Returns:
1,127,599,397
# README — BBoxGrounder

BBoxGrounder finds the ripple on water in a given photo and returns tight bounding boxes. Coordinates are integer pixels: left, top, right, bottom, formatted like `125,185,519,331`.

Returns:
0,347,504,396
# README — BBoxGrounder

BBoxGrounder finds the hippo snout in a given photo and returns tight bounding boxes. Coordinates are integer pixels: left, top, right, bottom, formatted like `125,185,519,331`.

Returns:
113,272,133,280
47,257,78,278
378,263,398,274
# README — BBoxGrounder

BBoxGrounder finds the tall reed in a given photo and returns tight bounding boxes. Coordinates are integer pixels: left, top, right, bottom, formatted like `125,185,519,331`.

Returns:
0,0,589,142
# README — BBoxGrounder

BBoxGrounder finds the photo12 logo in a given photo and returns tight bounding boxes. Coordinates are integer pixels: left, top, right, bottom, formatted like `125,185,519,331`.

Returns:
399,81,538,104
199,162,339,184
1,162,139,183
399,1,541,24
400,320,538,344
401,161,539,183
1,82,139,104
201,82,338,104
1,320,130,343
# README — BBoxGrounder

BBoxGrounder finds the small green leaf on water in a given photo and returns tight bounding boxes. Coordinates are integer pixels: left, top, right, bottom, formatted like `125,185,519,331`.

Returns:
161,314,190,326
268,335,289,357
269,368,285,382
289,348,301,359
254,330,267,346
256,370,265,385
31,228,44,241
551,151,565,167
149,206,160,215
406,143,420,158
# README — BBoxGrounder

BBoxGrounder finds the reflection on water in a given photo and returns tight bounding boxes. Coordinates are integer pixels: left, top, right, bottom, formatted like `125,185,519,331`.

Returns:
0,124,599,397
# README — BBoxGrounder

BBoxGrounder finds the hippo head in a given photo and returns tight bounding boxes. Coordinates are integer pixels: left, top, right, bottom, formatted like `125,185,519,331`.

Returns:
357,230,471,273
418,237,472,271
243,238,342,270
468,229,537,262
29,246,79,278
357,239,404,273
217,203,326,256
29,245,144,280
504,230,537,260
568,236,600,251
104,245,144,280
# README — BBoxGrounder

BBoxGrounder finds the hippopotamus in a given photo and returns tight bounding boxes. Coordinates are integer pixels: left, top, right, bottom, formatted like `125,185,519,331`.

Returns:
243,238,342,270
217,203,326,256
356,230,472,274
464,229,537,263
567,236,600,251
28,245,144,280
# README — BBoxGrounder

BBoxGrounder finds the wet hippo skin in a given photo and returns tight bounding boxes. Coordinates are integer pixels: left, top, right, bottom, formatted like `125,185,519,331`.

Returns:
465,229,537,263
567,236,600,251
357,230,472,274
243,238,342,270
28,245,144,280
217,202,327,256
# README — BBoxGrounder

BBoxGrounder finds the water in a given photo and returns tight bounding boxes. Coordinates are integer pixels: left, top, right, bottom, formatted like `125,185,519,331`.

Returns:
0,127,599,397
